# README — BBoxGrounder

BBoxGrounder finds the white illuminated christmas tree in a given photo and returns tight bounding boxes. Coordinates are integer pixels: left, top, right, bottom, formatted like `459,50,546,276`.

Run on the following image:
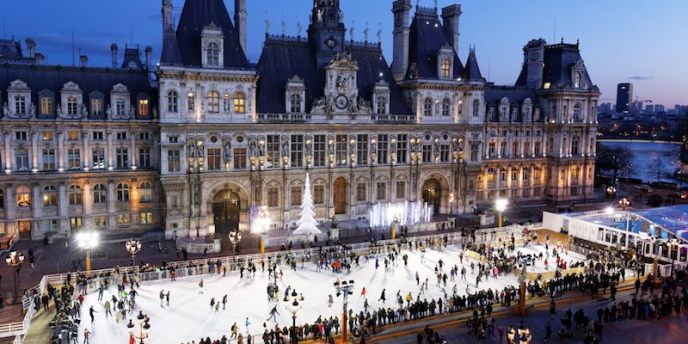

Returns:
293,173,322,235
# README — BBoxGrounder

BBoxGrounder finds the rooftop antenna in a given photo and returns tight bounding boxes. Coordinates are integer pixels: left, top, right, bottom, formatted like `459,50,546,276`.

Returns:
349,21,355,42
281,15,286,36
71,29,75,66
377,23,382,44
296,16,302,37
363,22,369,42
264,12,270,35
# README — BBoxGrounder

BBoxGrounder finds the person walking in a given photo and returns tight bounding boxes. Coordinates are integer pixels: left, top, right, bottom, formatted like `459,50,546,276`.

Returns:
159,290,165,307
267,305,279,322
83,328,91,344
378,289,386,303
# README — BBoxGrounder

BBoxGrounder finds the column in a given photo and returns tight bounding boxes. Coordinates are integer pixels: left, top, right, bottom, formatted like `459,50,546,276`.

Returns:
130,131,137,168
106,130,114,170
31,183,42,219
107,180,116,227
31,131,39,172
57,131,65,171
5,184,16,223
82,183,92,216
82,130,90,170
4,132,11,172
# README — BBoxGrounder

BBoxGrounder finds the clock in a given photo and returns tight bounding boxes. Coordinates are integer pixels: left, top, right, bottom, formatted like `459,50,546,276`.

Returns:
325,37,337,49
335,95,349,110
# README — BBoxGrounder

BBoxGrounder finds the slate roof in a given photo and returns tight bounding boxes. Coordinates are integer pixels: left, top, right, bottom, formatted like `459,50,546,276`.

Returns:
0,63,156,120
255,37,409,115
172,0,248,68
405,7,464,80
0,39,23,59
161,30,183,66
462,49,484,81
484,86,543,122
515,42,593,90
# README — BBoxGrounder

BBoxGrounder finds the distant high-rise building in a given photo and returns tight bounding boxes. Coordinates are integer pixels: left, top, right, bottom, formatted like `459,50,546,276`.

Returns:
655,104,665,113
616,82,633,113
645,104,654,113
598,102,613,113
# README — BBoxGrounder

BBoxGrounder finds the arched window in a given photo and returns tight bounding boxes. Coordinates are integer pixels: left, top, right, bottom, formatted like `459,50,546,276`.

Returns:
206,42,219,67
571,136,580,156
16,186,31,208
43,185,57,206
207,91,220,113
233,92,246,113
290,93,302,113
574,72,581,88
117,183,130,202
441,98,451,116
167,90,178,113
93,184,107,204
423,98,433,117
472,99,480,117
69,185,82,205
139,182,153,203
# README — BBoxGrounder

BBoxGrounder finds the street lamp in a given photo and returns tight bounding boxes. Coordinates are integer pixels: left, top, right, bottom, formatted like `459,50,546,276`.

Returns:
125,238,142,267
618,197,630,211
228,229,243,260
284,289,304,343
495,198,508,228
5,250,24,304
606,186,617,198
128,311,151,344
334,279,355,344
76,231,99,271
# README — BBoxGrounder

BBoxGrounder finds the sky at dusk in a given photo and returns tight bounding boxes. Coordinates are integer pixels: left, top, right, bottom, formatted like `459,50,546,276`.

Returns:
2,0,687,107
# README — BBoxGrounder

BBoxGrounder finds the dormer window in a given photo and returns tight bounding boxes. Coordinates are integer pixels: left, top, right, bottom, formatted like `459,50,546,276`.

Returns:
138,98,149,117
40,96,53,115
441,59,451,78
285,75,305,114
376,95,388,115
14,96,27,114
289,93,302,113
67,96,79,115
206,42,219,67
115,98,127,116
574,72,581,88
91,96,103,115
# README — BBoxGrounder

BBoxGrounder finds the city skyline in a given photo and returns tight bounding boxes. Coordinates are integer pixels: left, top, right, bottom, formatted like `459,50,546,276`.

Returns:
1,0,687,107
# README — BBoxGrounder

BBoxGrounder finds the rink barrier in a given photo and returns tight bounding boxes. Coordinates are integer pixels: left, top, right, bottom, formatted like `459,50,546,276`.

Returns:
1,223,538,343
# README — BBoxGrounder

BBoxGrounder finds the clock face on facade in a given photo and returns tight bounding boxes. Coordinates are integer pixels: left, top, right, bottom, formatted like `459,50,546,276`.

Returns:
326,37,337,49
335,95,349,110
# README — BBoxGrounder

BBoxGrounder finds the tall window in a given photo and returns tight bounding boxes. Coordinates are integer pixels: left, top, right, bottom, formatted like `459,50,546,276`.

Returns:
422,144,433,163
356,183,367,202
290,135,304,167
138,99,149,116
68,185,82,205
139,182,153,203
441,98,450,116
313,185,325,205
440,144,450,162
336,135,348,166
573,104,582,122
470,144,479,162
376,95,387,114
290,93,302,113
67,148,81,170
397,134,408,164
376,182,387,201
472,99,480,117
70,217,83,230
377,134,388,164
16,186,31,208
233,92,246,113
66,96,79,115
290,186,303,207
40,96,53,115
138,148,151,168
522,167,531,186
168,149,180,172
266,135,281,169
574,72,581,88
43,186,57,206
93,184,107,204
313,135,326,167
14,95,26,114
91,97,103,115
206,42,219,67
187,93,195,112
356,134,368,165
233,148,247,169
207,148,221,170
115,98,126,116
571,167,580,185
167,91,178,113
117,183,129,202
267,187,279,208
423,98,433,116
223,93,231,112
441,59,451,78
395,181,406,199
42,148,56,170
116,148,128,169
92,148,105,169
207,91,220,113
571,136,580,156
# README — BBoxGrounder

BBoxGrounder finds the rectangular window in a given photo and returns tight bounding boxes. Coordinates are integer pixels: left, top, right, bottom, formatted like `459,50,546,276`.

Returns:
92,131,104,141
488,142,496,158
470,144,479,162
440,144,450,162
70,217,83,230
168,149,180,172
266,135,281,169
313,185,325,205
168,136,179,143
534,142,541,156
223,94,231,112
207,148,221,171
91,97,103,115
138,99,149,116
377,135,388,164
397,134,408,164
267,187,279,208
115,98,126,116
376,182,387,201
41,131,53,141
290,135,303,168
16,149,29,170
233,148,247,170
140,212,154,225
42,148,56,170
116,148,128,169
395,181,405,199
313,135,326,167
290,186,302,207
40,96,53,115
67,131,80,141
117,214,130,226
15,131,27,141
92,148,105,169
422,145,433,163
138,132,150,140
187,93,195,112
116,132,127,141
336,135,348,166
67,148,81,170
356,134,368,165
356,183,367,202
67,96,79,115
138,148,151,168
14,95,26,114
95,216,108,229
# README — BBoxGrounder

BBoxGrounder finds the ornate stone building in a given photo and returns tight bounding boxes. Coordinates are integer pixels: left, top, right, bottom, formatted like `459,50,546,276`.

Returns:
0,0,598,241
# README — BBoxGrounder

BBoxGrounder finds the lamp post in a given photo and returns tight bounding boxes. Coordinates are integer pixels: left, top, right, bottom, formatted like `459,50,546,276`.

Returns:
5,250,24,304
618,197,630,211
228,229,243,263
495,198,508,228
125,238,142,267
76,231,99,272
128,311,151,344
334,279,355,344
284,289,304,344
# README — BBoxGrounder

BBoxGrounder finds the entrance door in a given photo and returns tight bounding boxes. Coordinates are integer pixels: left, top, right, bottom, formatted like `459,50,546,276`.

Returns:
422,179,442,215
212,190,240,239
17,220,31,239
333,177,347,215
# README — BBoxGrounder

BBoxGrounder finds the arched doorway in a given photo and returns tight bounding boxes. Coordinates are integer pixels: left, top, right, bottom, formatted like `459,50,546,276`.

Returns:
212,189,240,239
422,178,442,215
333,177,347,215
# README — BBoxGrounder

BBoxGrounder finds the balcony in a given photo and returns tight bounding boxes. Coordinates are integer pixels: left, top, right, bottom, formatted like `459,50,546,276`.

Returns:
257,113,310,123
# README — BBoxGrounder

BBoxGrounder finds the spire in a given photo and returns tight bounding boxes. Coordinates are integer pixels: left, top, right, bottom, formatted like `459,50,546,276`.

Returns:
463,46,484,81
312,0,342,26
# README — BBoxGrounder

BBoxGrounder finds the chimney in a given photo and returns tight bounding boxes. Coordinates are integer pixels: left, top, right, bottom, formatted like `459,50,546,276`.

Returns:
111,43,118,68
79,55,88,67
391,0,412,82
162,0,174,34
441,4,462,55
234,0,247,54
34,53,45,64
523,39,546,89
145,46,153,68
25,38,36,58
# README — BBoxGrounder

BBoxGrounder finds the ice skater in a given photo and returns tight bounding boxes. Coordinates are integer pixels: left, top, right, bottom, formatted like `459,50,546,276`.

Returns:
198,278,204,294
159,290,165,307
267,305,279,322
328,294,334,307
378,289,386,303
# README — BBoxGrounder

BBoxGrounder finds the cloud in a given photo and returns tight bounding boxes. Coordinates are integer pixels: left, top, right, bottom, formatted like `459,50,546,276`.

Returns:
628,76,653,81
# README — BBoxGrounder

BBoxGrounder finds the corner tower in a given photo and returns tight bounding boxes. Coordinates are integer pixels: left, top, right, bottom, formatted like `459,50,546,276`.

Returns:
308,0,346,66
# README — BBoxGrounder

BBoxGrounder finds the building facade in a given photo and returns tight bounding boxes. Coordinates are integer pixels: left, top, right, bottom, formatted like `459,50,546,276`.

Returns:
0,0,598,241
616,82,633,114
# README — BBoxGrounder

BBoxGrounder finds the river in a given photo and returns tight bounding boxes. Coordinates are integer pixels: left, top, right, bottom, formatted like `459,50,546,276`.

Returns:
599,140,686,186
